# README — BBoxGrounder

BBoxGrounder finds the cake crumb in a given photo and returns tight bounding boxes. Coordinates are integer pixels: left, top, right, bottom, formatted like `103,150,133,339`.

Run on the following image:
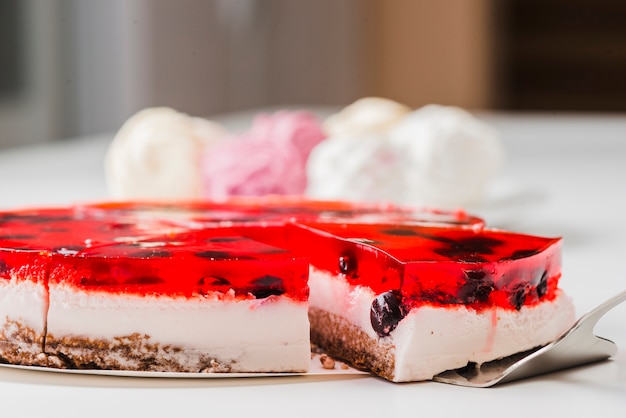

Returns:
319,354,335,370
340,363,349,370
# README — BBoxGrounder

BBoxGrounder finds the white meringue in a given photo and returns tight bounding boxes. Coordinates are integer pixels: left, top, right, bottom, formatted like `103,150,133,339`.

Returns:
390,105,505,208
306,132,406,203
104,107,225,200
306,104,505,209
323,97,410,137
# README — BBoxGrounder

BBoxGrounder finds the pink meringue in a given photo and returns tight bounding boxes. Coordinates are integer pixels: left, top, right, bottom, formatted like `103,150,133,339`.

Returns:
202,111,325,198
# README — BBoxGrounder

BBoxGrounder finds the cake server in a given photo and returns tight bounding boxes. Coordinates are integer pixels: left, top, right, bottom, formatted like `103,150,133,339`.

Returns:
433,290,626,388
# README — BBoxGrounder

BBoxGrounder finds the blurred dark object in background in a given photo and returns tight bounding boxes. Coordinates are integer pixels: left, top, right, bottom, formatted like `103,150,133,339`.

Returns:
0,2,23,100
495,0,626,112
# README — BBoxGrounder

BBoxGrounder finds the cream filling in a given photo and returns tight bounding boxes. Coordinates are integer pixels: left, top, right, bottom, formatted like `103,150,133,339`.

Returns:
46,286,311,372
309,267,576,381
0,278,48,340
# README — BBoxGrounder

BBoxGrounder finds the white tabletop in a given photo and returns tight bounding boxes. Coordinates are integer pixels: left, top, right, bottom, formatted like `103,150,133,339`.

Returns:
1,110,625,417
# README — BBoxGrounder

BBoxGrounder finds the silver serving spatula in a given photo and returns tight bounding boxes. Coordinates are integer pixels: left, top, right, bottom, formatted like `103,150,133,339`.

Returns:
433,290,626,388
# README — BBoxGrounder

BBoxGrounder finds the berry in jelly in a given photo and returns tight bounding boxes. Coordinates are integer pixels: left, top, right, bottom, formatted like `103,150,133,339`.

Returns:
338,254,357,276
247,275,286,299
371,290,407,337
458,270,494,305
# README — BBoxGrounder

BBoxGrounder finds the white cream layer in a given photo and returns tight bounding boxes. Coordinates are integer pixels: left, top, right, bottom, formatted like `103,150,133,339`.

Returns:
309,267,576,382
0,278,48,339
47,285,311,372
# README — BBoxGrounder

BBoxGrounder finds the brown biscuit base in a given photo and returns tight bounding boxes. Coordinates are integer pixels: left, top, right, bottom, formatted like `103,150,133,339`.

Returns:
308,307,396,381
0,320,47,366
44,333,236,372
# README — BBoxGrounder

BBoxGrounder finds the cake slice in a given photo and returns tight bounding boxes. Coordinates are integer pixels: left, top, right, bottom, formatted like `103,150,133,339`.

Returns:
285,221,575,382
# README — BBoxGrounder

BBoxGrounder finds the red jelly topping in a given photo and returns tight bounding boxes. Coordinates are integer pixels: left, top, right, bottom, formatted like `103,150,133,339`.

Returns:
0,207,309,301
0,198,561,312
285,221,561,312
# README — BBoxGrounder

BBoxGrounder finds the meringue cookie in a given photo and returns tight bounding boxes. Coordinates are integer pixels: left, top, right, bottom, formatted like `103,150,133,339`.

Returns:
202,111,325,198
306,104,504,209
251,111,325,166
323,97,411,137
105,107,226,200
390,105,505,208
306,132,406,203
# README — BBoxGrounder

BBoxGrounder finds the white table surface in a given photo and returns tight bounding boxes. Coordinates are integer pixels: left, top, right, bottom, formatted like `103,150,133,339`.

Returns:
0,110,625,417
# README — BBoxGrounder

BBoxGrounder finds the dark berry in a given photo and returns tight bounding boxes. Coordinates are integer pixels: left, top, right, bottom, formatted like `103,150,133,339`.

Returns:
199,216,259,224
338,254,357,275
464,270,486,281
320,209,356,218
472,236,504,252
131,249,172,258
510,285,528,310
42,226,70,233
381,228,418,236
124,276,165,285
23,215,73,224
434,247,487,262
504,249,540,261
195,250,232,260
248,275,285,299
0,234,37,241
80,276,118,286
434,236,503,262
205,237,240,243
0,213,20,225
0,260,7,275
103,222,136,231
204,276,230,286
459,270,493,304
420,289,460,305
370,290,407,337
536,271,548,298
197,276,231,295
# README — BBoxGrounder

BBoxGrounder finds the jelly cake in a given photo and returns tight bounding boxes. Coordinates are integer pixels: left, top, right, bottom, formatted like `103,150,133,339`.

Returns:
286,221,574,381
0,199,575,380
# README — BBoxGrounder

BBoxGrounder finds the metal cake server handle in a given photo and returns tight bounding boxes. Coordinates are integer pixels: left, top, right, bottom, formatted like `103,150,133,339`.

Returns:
433,290,626,388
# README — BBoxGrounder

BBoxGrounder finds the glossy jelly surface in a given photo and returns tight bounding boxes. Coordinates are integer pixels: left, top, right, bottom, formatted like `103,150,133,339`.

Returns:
287,222,561,312
1,198,560,311
82,197,484,229
0,207,308,300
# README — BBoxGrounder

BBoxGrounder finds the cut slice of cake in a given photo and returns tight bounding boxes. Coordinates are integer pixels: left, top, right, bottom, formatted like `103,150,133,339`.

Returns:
285,221,576,382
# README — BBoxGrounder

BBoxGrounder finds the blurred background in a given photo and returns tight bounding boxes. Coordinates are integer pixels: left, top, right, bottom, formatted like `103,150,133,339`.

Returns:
1,0,626,148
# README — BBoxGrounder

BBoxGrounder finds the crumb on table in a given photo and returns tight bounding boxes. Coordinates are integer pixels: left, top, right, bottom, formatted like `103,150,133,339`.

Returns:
319,354,336,370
